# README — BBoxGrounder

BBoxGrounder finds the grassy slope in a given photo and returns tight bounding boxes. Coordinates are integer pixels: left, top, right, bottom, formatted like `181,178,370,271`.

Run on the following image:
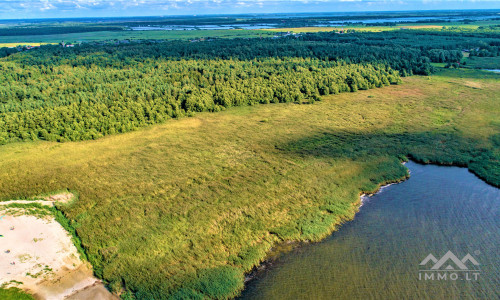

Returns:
0,68,498,297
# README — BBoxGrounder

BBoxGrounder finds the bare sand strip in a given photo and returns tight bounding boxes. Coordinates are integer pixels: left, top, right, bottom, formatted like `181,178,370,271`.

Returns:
0,200,54,206
0,192,75,207
0,198,117,300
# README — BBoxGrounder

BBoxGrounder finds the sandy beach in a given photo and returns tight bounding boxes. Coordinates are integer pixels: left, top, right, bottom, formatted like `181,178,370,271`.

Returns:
0,203,116,300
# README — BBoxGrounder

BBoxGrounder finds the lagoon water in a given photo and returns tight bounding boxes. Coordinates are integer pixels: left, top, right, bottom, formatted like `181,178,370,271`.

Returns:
241,162,500,299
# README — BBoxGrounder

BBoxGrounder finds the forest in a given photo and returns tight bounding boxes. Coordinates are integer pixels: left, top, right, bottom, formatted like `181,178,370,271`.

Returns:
0,57,401,144
1,29,498,145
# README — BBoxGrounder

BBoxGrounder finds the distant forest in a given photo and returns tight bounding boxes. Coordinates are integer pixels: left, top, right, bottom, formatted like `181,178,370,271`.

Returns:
0,26,124,36
0,29,498,144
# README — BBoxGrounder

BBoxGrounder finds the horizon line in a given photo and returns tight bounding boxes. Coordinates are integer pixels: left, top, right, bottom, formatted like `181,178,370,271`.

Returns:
1,8,499,22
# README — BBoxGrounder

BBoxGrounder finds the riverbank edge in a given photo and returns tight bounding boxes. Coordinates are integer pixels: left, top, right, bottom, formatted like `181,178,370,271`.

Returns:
239,160,411,289
239,155,499,297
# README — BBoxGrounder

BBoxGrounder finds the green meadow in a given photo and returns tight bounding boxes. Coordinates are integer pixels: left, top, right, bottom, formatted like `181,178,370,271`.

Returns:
0,29,275,44
0,67,498,298
465,55,500,69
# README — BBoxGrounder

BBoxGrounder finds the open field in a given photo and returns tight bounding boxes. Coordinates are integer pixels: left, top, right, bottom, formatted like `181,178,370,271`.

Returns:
0,42,56,48
465,55,500,69
0,67,498,298
0,29,275,44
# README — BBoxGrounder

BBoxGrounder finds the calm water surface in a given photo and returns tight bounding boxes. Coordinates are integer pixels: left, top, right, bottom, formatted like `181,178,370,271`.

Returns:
241,162,500,299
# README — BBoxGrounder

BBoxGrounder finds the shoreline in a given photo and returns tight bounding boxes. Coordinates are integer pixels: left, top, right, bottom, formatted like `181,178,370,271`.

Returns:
0,196,117,300
5,160,495,299
240,157,500,296
237,160,500,299
359,182,396,208
360,162,409,208
242,161,410,287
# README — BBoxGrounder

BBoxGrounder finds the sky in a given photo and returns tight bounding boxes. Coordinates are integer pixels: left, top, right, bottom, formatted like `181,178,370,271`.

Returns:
0,0,499,19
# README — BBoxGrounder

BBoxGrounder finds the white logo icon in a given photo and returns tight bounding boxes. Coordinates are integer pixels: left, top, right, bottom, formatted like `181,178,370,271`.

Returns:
418,251,480,281
420,250,479,270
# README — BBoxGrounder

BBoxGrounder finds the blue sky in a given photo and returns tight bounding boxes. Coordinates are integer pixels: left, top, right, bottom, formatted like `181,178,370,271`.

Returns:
0,1,499,19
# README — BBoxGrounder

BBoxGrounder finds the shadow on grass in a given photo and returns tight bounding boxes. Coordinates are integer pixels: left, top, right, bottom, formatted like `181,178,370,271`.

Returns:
277,130,500,187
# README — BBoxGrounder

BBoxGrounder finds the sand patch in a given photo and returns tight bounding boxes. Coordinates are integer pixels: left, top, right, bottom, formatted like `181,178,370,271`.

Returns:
0,200,54,207
463,81,482,89
44,193,75,204
65,282,116,300
0,211,116,299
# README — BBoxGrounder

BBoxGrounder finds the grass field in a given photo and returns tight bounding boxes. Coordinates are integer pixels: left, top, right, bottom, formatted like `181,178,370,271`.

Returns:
0,66,498,298
0,29,275,44
0,42,56,47
465,55,500,69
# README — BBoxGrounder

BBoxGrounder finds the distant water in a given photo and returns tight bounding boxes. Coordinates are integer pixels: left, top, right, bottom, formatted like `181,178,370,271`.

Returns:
321,15,498,25
129,24,275,31
484,69,500,73
128,15,499,31
241,162,500,299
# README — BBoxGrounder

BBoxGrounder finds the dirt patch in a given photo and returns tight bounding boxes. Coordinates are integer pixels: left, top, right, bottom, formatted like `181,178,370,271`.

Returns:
463,81,482,89
44,193,75,204
0,200,53,207
65,282,117,300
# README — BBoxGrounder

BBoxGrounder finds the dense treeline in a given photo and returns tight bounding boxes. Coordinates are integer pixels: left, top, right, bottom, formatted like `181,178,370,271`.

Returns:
4,31,450,75
0,46,18,58
0,25,124,36
1,29,498,145
0,58,400,144
8,39,431,75
300,30,500,57
8,30,499,74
